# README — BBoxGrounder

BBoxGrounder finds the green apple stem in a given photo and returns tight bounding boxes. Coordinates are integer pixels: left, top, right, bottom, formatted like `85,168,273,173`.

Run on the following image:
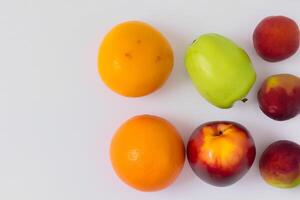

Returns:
241,98,248,103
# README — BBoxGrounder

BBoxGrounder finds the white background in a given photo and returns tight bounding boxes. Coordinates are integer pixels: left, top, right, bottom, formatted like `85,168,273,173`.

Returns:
1,0,300,199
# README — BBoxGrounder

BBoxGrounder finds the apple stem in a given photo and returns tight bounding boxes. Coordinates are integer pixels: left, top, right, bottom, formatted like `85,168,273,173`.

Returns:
215,124,233,136
241,98,248,103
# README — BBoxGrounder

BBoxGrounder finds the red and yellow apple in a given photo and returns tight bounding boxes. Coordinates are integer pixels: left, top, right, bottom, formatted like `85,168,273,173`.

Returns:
257,74,300,121
259,140,300,188
187,121,256,186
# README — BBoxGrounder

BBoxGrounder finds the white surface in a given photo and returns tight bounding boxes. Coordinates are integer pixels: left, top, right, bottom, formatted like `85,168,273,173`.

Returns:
1,0,300,199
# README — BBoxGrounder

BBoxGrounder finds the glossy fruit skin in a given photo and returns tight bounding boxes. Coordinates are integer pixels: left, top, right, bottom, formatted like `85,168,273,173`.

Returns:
259,140,300,188
187,121,256,187
258,74,300,121
110,115,185,192
253,16,300,62
185,33,256,108
99,21,173,97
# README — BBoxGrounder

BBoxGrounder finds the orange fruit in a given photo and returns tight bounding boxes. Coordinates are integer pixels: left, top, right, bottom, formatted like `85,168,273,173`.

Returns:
98,21,173,97
110,115,185,191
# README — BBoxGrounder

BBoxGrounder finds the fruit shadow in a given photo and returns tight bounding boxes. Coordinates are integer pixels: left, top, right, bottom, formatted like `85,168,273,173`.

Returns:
243,123,282,185
149,24,193,98
232,33,275,108
165,115,205,190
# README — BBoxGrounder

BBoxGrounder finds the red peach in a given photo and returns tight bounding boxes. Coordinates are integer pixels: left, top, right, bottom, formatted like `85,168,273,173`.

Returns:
259,140,300,188
253,16,299,62
257,74,300,121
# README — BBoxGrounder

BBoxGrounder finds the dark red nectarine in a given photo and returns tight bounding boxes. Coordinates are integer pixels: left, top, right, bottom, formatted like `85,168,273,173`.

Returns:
253,16,299,62
257,74,300,121
259,140,300,188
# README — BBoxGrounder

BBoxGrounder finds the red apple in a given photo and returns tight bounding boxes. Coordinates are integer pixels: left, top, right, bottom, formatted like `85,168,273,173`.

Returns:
259,140,300,188
253,16,299,62
258,74,300,121
187,121,256,186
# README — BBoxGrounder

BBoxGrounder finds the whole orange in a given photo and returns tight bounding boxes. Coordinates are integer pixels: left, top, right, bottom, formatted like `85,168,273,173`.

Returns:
110,115,185,191
98,21,173,97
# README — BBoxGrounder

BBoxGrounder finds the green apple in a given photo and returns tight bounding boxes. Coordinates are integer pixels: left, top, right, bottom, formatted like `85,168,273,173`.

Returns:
185,33,256,108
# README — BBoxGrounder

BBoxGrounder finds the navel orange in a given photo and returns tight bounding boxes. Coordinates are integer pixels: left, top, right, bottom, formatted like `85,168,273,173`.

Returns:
110,115,185,191
98,21,173,97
